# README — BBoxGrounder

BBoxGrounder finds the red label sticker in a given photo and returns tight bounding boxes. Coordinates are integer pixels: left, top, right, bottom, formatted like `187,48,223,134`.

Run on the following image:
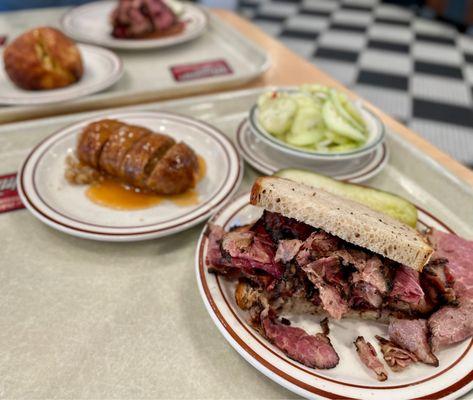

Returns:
0,173,24,214
170,59,233,82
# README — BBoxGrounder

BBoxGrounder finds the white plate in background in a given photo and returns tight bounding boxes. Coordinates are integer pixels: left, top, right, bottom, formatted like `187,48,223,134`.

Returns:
61,0,208,50
0,44,122,106
236,118,388,183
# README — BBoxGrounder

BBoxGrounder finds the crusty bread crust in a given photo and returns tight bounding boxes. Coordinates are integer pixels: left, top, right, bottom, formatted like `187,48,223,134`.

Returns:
250,176,433,271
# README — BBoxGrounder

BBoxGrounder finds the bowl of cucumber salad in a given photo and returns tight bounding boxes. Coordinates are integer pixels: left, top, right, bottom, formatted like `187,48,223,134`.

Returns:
250,85,385,160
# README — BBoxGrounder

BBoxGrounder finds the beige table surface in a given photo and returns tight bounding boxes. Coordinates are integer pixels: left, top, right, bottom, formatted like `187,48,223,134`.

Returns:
0,7,472,400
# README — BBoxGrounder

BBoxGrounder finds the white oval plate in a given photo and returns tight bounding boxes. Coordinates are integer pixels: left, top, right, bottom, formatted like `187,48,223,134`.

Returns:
236,118,388,183
61,0,208,50
0,44,122,106
18,111,243,242
196,193,473,400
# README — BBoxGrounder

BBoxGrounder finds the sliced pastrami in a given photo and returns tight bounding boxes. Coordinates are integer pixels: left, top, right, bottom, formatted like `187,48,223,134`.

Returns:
429,300,473,351
275,239,303,264
350,281,383,310
421,258,457,304
354,336,388,381
376,335,418,372
221,230,283,278
388,319,438,366
427,229,473,299
262,316,339,369
352,256,388,295
302,258,349,319
390,265,425,305
258,210,315,242
205,224,232,274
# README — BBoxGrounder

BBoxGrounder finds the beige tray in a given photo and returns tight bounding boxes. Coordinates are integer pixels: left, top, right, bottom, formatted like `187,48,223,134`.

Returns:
0,6,270,123
0,88,472,399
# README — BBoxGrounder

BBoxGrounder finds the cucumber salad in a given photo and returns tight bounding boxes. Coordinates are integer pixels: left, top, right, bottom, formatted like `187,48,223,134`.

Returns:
256,85,369,153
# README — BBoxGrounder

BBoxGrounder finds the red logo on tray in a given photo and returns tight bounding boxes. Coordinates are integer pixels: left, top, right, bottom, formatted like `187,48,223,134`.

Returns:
170,59,233,82
0,173,24,214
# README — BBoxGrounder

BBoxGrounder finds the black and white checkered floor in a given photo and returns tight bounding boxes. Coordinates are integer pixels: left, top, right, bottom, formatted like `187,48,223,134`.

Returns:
236,0,473,168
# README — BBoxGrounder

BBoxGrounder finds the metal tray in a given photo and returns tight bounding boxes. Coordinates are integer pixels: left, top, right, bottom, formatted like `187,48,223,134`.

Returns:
0,88,471,399
0,7,270,123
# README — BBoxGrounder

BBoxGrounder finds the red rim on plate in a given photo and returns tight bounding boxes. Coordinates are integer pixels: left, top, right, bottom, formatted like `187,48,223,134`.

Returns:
18,111,243,241
196,193,473,400
236,118,389,183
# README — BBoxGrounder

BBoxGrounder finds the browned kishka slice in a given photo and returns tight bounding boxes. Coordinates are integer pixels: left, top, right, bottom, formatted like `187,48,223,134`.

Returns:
98,123,151,176
77,119,124,168
146,142,198,195
119,133,175,188
75,119,199,195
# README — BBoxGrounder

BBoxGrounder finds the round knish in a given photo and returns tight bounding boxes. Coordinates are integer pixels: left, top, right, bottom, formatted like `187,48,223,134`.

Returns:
3,27,83,90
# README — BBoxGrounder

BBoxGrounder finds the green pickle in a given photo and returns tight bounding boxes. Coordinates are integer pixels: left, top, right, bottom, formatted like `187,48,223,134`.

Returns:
274,168,418,227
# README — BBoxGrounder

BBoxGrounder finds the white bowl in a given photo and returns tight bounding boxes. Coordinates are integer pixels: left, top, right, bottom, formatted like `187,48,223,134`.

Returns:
248,102,385,161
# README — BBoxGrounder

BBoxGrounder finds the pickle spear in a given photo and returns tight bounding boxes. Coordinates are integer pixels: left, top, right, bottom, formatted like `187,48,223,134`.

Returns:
274,168,418,227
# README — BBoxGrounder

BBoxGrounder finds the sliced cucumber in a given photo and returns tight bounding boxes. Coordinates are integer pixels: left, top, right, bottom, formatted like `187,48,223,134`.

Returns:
322,101,365,142
286,107,323,146
325,130,352,145
291,93,322,109
329,89,366,133
286,128,325,147
256,86,371,153
286,128,322,147
299,144,320,152
258,96,297,137
339,92,366,129
314,138,332,152
274,168,418,227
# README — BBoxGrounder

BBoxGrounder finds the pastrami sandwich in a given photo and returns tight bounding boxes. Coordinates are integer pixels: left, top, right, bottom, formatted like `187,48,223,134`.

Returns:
206,177,473,379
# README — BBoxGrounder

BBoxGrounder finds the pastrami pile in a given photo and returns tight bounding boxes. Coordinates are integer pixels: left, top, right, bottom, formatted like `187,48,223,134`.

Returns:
206,211,473,380
111,0,178,39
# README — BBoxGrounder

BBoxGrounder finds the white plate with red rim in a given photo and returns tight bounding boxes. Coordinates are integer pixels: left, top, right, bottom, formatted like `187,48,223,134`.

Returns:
195,192,473,400
0,44,123,106
18,111,243,242
61,0,208,50
236,118,389,183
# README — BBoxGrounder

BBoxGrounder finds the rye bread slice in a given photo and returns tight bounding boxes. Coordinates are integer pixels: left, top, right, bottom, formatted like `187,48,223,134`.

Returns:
250,176,433,271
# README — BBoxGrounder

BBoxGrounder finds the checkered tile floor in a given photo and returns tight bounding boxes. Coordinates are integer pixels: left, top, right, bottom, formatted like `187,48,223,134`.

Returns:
236,0,473,168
